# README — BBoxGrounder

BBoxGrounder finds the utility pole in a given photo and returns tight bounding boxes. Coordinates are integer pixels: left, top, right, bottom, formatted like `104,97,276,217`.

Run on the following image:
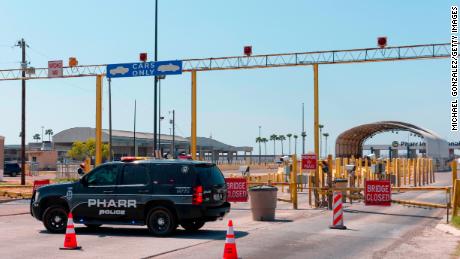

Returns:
301,103,306,155
18,38,27,186
172,110,175,158
108,78,113,161
134,100,137,156
153,0,159,155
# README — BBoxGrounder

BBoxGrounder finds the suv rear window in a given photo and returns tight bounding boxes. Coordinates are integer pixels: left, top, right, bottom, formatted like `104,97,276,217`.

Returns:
150,164,196,185
194,164,225,186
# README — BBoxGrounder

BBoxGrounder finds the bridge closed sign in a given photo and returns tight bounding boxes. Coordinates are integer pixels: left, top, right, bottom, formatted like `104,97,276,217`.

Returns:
225,178,248,202
365,180,391,206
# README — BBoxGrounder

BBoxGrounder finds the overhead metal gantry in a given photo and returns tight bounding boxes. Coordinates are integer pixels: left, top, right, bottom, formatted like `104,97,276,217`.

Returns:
0,43,449,80
0,43,450,204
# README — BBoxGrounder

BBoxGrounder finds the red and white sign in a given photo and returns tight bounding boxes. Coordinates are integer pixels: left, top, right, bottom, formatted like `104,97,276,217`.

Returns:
365,180,391,206
33,179,50,192
48,60,63,78
301,154,317,170
225,178,248,202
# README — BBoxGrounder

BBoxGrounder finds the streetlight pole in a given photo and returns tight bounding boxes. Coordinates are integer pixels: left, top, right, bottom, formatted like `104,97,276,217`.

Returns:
323,133,329,157
301,103,306,154
158,75,165,155
153,0,159,156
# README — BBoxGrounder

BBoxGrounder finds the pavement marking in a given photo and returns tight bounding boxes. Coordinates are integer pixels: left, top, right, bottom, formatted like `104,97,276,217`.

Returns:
0,212,30,217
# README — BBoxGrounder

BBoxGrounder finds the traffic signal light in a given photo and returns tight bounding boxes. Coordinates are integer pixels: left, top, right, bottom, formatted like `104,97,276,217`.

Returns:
140,53,147,62
68,57,78,67
377,37,387,48
244,46,252,56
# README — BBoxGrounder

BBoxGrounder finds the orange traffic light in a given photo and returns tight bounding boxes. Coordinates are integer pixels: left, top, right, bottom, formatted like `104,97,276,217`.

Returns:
69,57,78,67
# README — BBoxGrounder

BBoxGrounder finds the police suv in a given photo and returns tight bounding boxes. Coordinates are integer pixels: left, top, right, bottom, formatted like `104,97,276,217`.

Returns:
31,159,230,236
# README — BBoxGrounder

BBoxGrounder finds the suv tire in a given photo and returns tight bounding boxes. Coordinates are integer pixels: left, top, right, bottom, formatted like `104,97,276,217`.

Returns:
181,220,205,231
147,206,177,236
43,206,68,233
10,172,17,177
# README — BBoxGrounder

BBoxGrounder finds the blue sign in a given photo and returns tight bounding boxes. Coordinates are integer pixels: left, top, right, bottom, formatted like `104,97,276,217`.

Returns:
106,60,182,78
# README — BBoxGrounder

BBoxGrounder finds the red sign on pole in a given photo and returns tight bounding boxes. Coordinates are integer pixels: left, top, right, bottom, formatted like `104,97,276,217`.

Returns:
301,154,317,170
364,180,391,206
225,178,248,202
33,179,50,192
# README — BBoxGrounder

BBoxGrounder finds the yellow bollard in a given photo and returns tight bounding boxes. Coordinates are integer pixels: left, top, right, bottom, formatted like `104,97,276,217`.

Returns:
291,155,298,209
364,158,368,183
453,160,458,189
308,174,312,206
453,179,460,217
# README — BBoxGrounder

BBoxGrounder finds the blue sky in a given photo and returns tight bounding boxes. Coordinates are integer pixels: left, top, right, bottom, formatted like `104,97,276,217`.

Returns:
0,1,455,155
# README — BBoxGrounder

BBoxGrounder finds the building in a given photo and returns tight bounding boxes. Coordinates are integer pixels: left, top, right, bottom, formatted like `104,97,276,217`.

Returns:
53,127,253,162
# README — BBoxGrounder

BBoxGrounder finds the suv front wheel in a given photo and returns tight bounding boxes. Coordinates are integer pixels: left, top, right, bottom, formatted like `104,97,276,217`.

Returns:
43,206,68,233
147,206,177,236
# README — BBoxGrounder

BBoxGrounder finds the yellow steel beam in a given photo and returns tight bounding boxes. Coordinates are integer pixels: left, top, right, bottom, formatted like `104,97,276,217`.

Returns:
191,70,197,160
392,199,448,209
95,75,102,166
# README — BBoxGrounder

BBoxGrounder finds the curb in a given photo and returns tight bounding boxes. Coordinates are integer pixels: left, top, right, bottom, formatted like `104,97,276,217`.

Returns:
436,222,460,237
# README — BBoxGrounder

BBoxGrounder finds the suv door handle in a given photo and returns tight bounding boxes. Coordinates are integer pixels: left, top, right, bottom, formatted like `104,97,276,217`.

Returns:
103,190,114,194
138,190,149,193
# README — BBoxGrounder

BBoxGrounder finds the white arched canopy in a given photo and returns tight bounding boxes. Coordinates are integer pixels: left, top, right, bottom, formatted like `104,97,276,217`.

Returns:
335,121,448,160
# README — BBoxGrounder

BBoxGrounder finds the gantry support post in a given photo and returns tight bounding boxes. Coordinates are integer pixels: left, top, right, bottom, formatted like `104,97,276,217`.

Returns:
191,70,197,160
95,75,103,166
313,64,320,207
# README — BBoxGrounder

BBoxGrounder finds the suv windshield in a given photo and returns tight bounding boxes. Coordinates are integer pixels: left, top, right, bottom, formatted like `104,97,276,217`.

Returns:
195,164,225,186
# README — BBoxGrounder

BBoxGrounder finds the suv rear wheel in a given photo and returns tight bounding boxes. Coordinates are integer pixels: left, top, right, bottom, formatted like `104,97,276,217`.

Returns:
181,220,205,231
43,206,68,233
147,206,177,236
10,172,17,177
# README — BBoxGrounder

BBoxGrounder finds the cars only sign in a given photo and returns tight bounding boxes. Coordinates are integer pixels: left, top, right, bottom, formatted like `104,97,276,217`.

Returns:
106,60,182,78
364,180,391,206
225,178,248,202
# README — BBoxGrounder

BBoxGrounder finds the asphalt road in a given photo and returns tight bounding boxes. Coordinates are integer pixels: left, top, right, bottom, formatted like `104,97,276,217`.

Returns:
0,171,458,259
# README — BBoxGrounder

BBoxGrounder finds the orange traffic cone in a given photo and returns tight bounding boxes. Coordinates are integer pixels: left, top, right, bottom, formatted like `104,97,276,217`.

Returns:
222,219,238,259
60,212,81,250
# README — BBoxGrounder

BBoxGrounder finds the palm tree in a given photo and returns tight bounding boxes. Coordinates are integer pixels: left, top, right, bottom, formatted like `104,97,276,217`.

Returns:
278,135,286,156
270,134,277,158
33,133,41,143
261,137,268,158
293,135,298,154
286,133,292,154
45,129,53,141
255,137,263,164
